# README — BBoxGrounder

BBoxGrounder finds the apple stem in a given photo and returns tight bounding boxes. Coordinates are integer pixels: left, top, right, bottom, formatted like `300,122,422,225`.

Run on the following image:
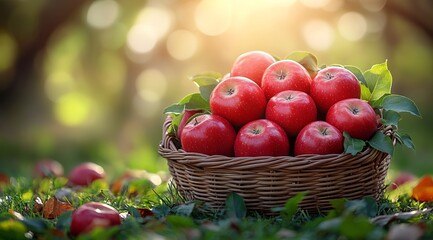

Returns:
276,70,287,80
227,88,235,95
321,128,329,136
325,72,334,80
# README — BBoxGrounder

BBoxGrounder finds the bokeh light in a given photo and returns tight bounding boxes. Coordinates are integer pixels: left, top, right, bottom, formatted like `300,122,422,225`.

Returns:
0,31,17,72
45,71,76,102
166,30,199,60
338,12,368,41
136,68,167,103
54,92,93,126
302,20,335,51
194,0,232,36
86,0,120,29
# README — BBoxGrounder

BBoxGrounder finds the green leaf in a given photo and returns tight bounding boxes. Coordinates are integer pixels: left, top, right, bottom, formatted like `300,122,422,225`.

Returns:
360,83,371,101
192,72,221,102
368,131,394,156
163,93,210,115
396,133,416,150
340,215,374,239
363,61,392,102
285,51,319,77
163,103,185,115
281,192,307,220
166,215,196,228
225,192,247,219
173,202,195,217
0,219,27,240
381,110,401,126
343,132,366,156
379,94,421,117
344,65,367,85
344,196,377,218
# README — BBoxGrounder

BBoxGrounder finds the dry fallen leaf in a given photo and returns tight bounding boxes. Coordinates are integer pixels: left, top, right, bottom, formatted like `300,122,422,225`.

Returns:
412,175,433,202
43,197,74,219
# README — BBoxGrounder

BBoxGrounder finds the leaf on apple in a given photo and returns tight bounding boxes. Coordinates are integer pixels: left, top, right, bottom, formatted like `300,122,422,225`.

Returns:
363,61,392,102
381,110,401,126
285,51,319,78
343,132,366,156
373,94,421,118
191,72,222,102
344,65,367,85
367,131,394,156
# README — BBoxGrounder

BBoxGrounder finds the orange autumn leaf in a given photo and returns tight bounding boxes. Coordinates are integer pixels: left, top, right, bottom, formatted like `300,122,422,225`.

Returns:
43,197,75,219
412,175,433,202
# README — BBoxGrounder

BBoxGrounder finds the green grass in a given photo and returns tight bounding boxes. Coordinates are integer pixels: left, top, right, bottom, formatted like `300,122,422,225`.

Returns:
0,176,432,240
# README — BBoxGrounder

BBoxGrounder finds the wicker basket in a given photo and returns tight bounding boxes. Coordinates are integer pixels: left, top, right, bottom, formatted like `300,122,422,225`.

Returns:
158,117,392,215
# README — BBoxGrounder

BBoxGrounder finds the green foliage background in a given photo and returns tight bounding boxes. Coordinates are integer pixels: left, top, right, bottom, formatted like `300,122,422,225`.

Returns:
0,0,432,179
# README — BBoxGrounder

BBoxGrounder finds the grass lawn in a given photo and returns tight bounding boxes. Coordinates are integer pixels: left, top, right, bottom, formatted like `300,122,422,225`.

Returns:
0,173,432,240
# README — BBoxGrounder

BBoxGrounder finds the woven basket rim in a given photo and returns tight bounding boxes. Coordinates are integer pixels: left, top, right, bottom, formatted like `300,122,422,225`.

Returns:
158,116,391,171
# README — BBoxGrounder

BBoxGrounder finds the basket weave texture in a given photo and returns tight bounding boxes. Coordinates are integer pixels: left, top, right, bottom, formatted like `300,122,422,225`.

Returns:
158,117,391,215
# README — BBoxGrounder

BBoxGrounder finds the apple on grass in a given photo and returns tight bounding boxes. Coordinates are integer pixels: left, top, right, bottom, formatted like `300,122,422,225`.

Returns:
70,202,121,236
181,114,236,156
261,60,312,100
310,66,361,114
294,121,343,156
234,119,289,157
326,98,378,140
390,172,416,190
68,162,106,187
33,159,64,178
210,76,266,128
265,90,317,138
230,50,276,86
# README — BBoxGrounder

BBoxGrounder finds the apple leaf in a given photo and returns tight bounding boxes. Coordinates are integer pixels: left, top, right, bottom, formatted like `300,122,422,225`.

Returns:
164,93,210,115
394,132,416,150
192,72,221,102
363,61,392,102
368,131,394,156
381,110,401,126
375,94,421,117
225,192,247,219
360,84,371,101
344,65,367,85
343,132,366,156
285,51,319,78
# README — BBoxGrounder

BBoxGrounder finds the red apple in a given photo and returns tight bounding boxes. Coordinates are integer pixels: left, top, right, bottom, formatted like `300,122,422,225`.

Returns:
265,90,317,138
326,98,378,140
230,50,276,86
261,60,312,100
390,172,416,190
177,109,203,139
181,114,236,156
310,67,361,114
210,76,266,127
68,162,106,187
70,202,121,236
234,119,289,157
33,159,64,178
294,121,344,156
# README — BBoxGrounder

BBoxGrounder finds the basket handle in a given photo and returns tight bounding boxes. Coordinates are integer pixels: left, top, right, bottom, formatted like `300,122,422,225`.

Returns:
160,116,180,151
